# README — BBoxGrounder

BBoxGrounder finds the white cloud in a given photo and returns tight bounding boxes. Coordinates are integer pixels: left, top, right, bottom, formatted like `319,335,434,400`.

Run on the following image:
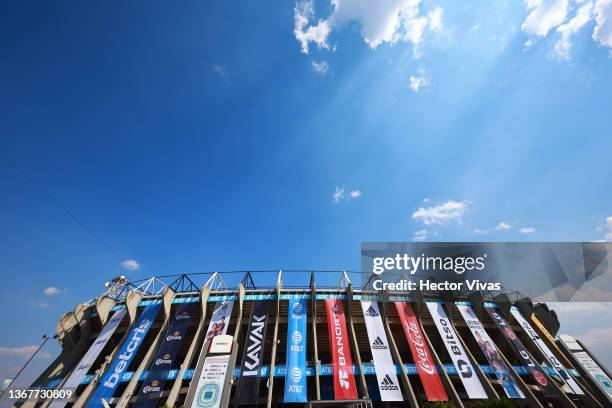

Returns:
495,221,512,230
522,0,569,37
212,64,230,83
409,73,429,93
603,215,612,240
518,227,537,234
554,2,594,60
473,228,489,234
427,7,443,32
412,200,469,225
43,287,62,296
333,186,362,203
0,345,51,359
312,60,330,75
413,229,429,241
594,0,612,47
332,186,345,203
349,190,362,199
294,0,333,54
121,259,140,271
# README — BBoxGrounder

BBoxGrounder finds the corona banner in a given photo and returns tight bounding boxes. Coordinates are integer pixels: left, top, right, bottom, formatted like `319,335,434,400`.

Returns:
86,302,162,408
48,309,127,408
426,302,487,399
325,298,359,400
235,300,270,404
284,297,307,402
455,303,525,399
394,302,448,401
360,300,402,401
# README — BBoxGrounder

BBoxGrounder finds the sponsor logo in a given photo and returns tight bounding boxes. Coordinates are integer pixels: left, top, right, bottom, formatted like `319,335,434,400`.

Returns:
176,311,191,320
166,330,183,341
371,336,388,350
364,305,379,317
503,327,517,340
243,315,266,376
142,380,161,394
406,320,435,375
533,369,548,387
155,353,173,366
102,318,150,388
290,367,302,384
292,330,303,345
292,302,303,316
339,369,350,389
380,374,399,391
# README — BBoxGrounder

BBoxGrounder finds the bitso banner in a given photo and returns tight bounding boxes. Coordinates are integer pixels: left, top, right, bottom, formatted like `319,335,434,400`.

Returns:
455,304,524,399
394,302,448,401
49,309,127,408
284,298,307,402
360,300,402,401
235,300,270,404
510,307,583,395
133,302,197,408
485,306,557,398
86,302,162,408
426,302,487,399
325,298,359,400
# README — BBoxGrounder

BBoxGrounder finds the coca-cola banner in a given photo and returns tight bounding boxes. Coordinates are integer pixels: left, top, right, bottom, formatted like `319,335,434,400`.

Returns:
485,306,557,398
426,302,487,399
325,298,359,400
394,302,448,401
133,302,197,408
235,300,270,404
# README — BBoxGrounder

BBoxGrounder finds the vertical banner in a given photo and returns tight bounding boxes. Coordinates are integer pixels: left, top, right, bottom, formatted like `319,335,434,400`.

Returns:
235,300,270,404
284,297,307,402
194,354,231,408
510,307,583,395
49,309,127,408
86,302,162,408
360,300,402,401
456,304,524,399
394,302,448,401
485,306,557,398
133,302,197,408
325,298,359,400
426,303,487,399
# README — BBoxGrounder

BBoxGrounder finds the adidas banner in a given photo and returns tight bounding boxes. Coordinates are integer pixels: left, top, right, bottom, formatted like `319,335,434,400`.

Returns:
284,297,307,402
394,302,448,402
426,303,487,399
455,304,524,399
236,300,270,404
360,301,402,401
86,302,162,408
133,302,197,408
510,307,583,395
485,306,557,398
49,309,127,408
325,298,359,400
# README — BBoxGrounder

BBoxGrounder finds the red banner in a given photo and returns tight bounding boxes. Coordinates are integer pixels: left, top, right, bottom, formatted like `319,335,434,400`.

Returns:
325,298,359,400
395,302,448,401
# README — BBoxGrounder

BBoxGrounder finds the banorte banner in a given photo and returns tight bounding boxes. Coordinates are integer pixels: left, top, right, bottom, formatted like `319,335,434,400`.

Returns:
510,307,583,395
235,300,270,404
485,306,558,398
455,304,524,399
284,297,308,402
325,298,359,400
86,302,162,408
48,309,127,408
394,302,448,401
133,302,197,408
425,302,487,399
360,300,403,401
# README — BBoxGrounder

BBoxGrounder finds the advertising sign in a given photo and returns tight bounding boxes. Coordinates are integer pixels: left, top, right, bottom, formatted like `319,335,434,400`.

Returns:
455,304,525,399
204,301,234,343
284,297,307,402
49,309,127,408
325,298,359,400
193,355,230,408
394,302,448,401
86,302,162,408
360,300,402,401
426,302,487,399
485,306,557,398
510,307,583,395
235,300,270,404
133,302,196,408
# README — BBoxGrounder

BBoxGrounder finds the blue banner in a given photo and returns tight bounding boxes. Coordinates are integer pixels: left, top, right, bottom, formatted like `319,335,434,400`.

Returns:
86,303,162,408
284,297,307,402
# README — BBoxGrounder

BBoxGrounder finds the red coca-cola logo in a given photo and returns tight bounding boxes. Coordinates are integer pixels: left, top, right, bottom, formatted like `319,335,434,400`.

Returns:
533,369,548,386
407,321,435,375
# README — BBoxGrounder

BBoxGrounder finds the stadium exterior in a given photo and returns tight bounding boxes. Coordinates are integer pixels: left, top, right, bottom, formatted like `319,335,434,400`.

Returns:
19,271,612,408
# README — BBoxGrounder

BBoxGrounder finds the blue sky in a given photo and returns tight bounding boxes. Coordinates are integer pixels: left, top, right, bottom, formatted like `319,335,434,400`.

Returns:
1,0,612,383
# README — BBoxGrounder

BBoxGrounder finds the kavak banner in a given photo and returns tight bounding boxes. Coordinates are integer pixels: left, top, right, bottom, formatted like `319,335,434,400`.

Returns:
194,354,231,408
510,307,583,395
485,306,557,398
235,300,270,404
360,300,402,401
49,309,127,408
455,304,524,399
133,302,197,408
325,298,359,400
394,302,448,401
86,302,162,408
426,302,487,399
284,298,307,403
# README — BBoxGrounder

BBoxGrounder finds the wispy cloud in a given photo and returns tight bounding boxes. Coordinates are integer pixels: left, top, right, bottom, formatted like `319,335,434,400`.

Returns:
0,345,51,359
121,259,140,271
495,221,512,230
349,190,362,199
413,229,429,241
409,72,429,93
311,60,330,75
412,200,469,225
43,287,62,296
602,215,612,240
518,227,536,234
212,64,231,83
332,186,362,203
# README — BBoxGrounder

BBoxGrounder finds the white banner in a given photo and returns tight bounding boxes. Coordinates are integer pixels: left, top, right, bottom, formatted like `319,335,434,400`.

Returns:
426,303,487,399
49,309,127,408
360,301,403,401
510,307,583,395
204,301,234,342
191,354,230,408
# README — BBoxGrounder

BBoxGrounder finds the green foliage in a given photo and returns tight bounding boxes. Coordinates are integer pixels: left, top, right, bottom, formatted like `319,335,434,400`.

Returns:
423,402,457,408
464,398,528,408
